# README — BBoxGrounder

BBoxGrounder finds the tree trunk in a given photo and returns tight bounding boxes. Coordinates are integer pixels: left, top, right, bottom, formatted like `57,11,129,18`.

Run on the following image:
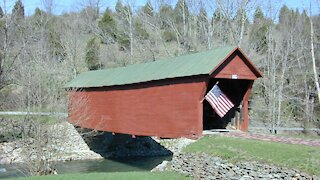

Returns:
238,8,245,46
309,16,320,103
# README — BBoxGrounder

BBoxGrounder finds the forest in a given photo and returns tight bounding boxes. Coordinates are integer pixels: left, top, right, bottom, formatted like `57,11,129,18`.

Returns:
0,0,319,137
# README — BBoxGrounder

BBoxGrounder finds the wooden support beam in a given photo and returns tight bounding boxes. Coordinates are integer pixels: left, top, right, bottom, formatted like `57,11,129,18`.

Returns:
242,81,254,131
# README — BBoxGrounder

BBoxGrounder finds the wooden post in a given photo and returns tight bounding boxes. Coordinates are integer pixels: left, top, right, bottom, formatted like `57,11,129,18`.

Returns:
242,81,254,131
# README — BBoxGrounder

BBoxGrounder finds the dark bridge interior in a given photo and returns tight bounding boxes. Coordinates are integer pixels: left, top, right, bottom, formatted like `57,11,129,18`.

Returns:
203,78,251,130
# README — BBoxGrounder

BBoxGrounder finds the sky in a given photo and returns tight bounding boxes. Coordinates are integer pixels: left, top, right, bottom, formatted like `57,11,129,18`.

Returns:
0,0,319,16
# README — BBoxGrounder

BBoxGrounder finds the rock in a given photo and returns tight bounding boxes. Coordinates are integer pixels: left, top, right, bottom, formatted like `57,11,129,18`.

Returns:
0,122,104,164
151,160,169,172
0,157,11,164
3,144,13,153
168,152,315,180
153,138,195,155
240,175,254,180
0,168,6,173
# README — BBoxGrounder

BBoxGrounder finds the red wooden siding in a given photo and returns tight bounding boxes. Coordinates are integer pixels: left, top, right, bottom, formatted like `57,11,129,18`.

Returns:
215,55,257,79
68,76,207,139
211,50,261,80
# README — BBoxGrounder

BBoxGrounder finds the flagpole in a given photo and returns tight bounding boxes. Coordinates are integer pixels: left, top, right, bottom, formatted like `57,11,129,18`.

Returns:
200,81,219,103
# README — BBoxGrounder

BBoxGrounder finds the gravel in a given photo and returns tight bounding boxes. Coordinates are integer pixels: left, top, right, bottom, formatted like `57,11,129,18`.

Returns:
168,153,317,180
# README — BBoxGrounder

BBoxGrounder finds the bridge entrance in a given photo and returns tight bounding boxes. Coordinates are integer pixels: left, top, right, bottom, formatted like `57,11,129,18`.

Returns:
202,78,252,131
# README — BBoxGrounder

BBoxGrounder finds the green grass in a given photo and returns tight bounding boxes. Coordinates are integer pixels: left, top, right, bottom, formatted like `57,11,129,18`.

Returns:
8,172,188,180
184,135,320,176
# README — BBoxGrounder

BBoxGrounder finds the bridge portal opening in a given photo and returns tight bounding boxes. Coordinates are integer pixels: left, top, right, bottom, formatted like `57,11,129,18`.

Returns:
202,78,251,130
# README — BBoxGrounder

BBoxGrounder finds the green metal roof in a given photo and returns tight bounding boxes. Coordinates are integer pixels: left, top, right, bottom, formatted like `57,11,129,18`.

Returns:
66,46,237,88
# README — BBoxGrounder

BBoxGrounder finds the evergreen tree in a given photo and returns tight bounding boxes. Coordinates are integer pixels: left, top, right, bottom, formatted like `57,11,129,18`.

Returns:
173,0,189,26
0,6,4,29
85,37,101,70
213,8,224,23
159,4,173,29
253,7,264,24
142,1,153,17
199,6,208,23
300,9,310,31
159,4,175,42
279,5,290,25
212,8,226,40
32,7,47,27
198,6,208,43
123,5,132,19
12,0,24,20
250,7,270,53
301,9,308,20
98,8,117,43
11,0,25,44
34,7,43,17
235,8,249,26
115,0,124,16
117,33,130,49
0,6,4,18
48,26,67,61
117,4,132,50
134,20,149,40
278,6,299,34
294,8,300,21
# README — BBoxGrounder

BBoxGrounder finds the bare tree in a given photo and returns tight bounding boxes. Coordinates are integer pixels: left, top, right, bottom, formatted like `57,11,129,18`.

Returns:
309,10,320,103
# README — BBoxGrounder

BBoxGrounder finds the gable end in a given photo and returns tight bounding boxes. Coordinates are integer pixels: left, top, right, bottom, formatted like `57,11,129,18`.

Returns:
210,48,262,80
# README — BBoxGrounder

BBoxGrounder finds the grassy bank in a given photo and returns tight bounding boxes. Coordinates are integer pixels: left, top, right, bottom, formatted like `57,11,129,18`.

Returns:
8,172,188,180
184,135,320,176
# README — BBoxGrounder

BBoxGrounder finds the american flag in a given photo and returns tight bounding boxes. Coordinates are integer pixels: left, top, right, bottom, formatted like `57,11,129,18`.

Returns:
205,84,234,117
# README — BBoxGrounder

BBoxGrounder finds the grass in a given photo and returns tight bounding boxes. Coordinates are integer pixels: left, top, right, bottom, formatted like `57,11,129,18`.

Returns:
7,172,189,180
184,135,320,176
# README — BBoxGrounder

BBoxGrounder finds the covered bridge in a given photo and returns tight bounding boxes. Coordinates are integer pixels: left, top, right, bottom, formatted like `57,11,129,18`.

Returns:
66,46,262,139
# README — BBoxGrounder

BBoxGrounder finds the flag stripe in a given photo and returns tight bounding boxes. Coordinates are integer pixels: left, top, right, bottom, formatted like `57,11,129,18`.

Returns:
212,94,229,113
211,92,228,113
220,95,233,109
207,94,226,116
221,94,234,107
208,94,226,116
206,94,222,116
211,95,228,115
204,84,234,118
206,96,222,116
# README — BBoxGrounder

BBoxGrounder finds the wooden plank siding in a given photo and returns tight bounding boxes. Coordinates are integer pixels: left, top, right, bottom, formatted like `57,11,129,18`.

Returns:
68,76,207,139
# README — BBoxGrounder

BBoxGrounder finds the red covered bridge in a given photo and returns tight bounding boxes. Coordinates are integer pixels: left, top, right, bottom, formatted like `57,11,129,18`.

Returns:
66,46,262,139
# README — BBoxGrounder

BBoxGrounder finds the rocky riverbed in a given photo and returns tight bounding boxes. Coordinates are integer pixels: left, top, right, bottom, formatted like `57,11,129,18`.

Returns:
169,153,316,179
0,122,174,164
